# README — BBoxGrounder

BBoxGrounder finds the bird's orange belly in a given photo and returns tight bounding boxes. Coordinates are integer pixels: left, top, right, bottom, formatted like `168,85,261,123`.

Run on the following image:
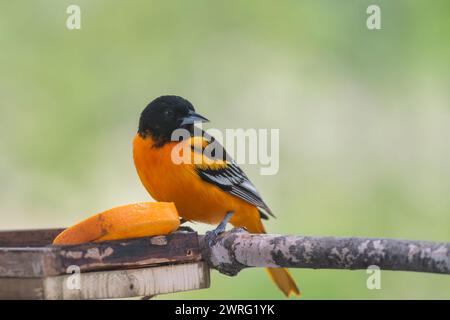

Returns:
133,135,256,225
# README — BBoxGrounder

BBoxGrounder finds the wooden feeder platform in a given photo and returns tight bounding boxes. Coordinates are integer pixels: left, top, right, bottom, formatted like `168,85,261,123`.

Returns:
0,229,210,299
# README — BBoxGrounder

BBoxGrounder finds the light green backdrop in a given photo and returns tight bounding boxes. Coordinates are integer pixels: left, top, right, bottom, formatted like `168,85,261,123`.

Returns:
0,1,449,299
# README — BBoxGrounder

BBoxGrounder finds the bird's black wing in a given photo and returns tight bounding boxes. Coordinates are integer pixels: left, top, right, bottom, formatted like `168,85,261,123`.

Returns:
191,133,275,219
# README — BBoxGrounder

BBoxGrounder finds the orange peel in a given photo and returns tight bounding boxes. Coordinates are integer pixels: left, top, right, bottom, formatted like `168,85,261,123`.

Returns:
53,202,180,245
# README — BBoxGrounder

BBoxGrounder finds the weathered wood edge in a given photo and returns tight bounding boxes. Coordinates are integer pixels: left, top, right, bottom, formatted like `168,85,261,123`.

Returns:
0,248,59,278
0,277,46,299
0,231,202,278
0,262,210,300
0,228,64,247
54,232,202,276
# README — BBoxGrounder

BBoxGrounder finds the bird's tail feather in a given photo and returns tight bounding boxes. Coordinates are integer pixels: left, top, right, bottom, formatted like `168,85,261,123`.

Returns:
266,268,300,297
234,210,300,297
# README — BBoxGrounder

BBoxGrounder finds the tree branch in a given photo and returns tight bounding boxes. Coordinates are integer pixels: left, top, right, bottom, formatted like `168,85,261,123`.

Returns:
200,228,450,276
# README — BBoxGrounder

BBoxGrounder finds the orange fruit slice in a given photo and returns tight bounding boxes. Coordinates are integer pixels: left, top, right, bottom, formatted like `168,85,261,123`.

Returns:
53,202,180,245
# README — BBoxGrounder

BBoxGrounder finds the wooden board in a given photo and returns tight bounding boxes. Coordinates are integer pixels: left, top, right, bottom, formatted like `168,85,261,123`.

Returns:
0,262,210,300
0,230,202,278
0,228,64,247
0,229,210,299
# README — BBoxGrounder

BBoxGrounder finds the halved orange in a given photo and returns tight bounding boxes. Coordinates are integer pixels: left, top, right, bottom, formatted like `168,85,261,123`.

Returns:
53,202,180,245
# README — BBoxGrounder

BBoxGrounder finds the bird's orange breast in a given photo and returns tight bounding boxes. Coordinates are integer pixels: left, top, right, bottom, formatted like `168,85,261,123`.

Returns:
132,134,260,227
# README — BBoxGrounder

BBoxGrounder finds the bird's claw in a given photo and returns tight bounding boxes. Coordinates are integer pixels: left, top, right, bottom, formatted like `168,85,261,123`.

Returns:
205,211,234,247
205,229,221,247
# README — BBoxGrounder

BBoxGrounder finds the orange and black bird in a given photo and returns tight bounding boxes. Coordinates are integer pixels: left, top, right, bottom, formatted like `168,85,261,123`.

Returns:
133,95,299,297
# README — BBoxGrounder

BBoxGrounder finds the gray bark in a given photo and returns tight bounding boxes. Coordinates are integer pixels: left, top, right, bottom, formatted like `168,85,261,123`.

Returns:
201,228,450,276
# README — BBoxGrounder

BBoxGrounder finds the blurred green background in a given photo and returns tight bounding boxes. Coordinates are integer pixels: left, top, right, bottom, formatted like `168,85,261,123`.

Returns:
1,0,449,299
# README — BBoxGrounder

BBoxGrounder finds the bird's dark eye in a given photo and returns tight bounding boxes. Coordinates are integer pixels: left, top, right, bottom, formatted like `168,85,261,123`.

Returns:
164,109,174,118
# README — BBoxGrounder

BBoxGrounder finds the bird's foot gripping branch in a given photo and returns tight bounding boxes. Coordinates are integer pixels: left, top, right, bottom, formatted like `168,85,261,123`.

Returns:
200,228,450,276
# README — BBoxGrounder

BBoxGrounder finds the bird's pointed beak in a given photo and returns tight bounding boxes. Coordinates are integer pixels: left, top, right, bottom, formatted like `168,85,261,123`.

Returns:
180,111,209,126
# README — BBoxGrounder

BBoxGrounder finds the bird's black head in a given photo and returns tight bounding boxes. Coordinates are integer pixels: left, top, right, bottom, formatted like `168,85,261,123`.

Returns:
138,95,209,146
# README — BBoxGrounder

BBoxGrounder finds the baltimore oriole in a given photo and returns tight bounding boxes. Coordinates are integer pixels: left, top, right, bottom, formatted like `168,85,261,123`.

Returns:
133,95,299,297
